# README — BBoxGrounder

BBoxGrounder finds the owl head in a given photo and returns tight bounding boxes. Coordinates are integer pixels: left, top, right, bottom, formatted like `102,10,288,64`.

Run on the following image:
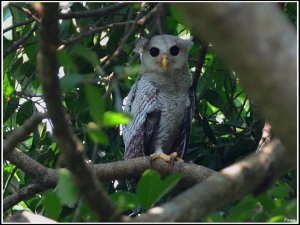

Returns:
134,35,193,74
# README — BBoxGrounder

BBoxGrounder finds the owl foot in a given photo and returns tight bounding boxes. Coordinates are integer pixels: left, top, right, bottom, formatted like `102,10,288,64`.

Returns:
150,152,183,164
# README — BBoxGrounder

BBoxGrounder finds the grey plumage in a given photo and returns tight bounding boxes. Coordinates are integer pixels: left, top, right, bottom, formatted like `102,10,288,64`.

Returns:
122,35,194,192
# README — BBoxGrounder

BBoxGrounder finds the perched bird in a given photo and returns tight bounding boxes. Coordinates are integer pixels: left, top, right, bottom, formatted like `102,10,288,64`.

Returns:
122,34,194,193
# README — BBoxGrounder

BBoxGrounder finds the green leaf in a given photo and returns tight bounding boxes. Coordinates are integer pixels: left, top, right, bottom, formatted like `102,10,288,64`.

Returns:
206,89,226,111
224,119,246,129
267,215,285,222
71,44,100,71
87,122,109,145
227,195,258,222
3,73,14,99
110,191,139,212
43,191,62,220
197,75,209,99
16,101,34,126
3,50,15,72
4,97,19,123
256,193,275,212
56,169,79,207
204,212,225,222
24,43,38,63
269,183,290,199
57,51,78,73
202,117,217,145
60,74,84,92
102,111,132,127
136,169,182,210
10,3,27,24
85,85,104,124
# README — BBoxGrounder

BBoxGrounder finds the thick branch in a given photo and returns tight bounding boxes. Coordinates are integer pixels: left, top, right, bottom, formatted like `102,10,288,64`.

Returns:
175,3,297,157
58,3,129,19
134,139,295,222
5,211,57,223
3,112,47,156
4,148,57,186
37,3,119,221
4,149,215,211
94,156,216,186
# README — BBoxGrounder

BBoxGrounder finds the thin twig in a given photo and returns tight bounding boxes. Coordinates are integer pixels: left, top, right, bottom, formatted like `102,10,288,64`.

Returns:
4,23,38,58
60,21,136,45
58,2,129,19
10,3,41,23
3,112,48,156
102,3,160,69
3,19,34,33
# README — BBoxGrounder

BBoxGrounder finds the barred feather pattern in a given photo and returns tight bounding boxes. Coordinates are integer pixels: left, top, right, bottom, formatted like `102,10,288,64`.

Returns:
122,70,194,192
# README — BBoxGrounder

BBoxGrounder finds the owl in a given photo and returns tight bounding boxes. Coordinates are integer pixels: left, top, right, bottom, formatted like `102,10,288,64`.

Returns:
122,34,194,192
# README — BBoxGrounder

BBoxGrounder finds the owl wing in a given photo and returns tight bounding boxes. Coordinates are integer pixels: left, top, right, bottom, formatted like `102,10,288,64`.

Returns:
122,76,160,160
172,87,195,158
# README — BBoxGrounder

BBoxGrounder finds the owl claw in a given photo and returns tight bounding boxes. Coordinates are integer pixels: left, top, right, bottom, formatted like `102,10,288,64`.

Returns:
150,153,173,163
150,152,183,164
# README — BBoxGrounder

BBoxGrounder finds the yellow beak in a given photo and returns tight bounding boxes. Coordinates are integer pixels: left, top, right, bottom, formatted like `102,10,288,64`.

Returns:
160,55,169,72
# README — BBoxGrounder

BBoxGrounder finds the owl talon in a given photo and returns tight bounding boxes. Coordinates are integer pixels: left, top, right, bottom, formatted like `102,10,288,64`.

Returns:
150,152,184,164
150,153,172,163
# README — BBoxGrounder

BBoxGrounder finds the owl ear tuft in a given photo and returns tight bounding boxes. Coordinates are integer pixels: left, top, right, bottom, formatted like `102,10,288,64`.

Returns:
134,37,149,55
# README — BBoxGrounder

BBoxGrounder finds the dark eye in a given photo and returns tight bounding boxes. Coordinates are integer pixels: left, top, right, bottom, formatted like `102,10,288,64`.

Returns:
170,45,180,56
149,47,160,57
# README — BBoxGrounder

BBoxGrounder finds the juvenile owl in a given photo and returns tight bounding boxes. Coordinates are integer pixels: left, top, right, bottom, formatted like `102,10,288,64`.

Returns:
122,34,194,192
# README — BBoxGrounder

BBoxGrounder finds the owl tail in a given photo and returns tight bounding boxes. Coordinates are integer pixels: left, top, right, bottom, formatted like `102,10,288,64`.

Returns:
126,178,137,193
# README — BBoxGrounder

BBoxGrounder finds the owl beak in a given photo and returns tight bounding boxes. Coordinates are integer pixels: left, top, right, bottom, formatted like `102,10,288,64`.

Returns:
160,54,169,72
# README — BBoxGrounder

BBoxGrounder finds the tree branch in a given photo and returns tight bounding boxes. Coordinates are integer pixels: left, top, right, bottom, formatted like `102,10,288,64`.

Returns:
175,3,297,158
36,3,120,221
60,21,136,45
133,139,295,222
3,22,38,58
94,156,216,186
10,3,41,23
102,3,160,68
5,211,57,223
3,19,34,33
4,148,215,212
3,183,50,212
4,148,57,186
58,2,129,19
3,112,48,156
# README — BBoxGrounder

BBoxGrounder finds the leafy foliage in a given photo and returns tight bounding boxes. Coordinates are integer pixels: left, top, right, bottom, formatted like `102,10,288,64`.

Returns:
2,2,297,222
204,178,297,222
111,169,182,213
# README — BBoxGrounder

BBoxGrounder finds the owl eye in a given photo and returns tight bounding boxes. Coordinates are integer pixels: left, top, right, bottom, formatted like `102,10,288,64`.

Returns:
149,47,160,57
170,45,180,56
